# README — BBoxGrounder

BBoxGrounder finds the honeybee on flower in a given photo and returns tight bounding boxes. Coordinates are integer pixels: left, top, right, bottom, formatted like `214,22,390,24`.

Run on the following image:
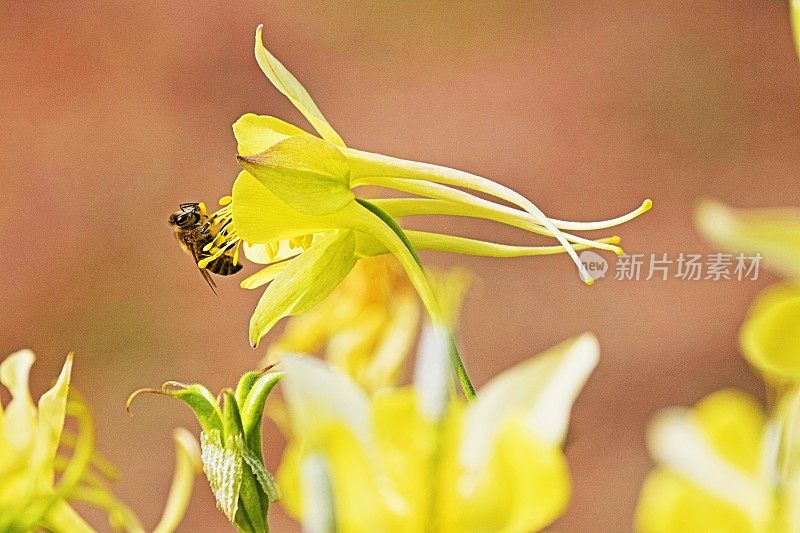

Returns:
183,24,650,398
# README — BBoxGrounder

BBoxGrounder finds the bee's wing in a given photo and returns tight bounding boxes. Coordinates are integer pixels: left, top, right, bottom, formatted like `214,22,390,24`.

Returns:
186,240,218,294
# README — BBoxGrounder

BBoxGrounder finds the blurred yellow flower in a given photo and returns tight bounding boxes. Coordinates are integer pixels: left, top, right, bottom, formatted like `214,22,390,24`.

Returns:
275,332,599,532
0,350,200,533
696,200,800,278
265,255,469,394
636,388,800,532
208,25,651,357
741,283,800,383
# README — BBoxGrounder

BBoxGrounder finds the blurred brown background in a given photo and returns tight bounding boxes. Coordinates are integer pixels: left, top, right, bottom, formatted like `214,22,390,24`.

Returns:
2,1,799,531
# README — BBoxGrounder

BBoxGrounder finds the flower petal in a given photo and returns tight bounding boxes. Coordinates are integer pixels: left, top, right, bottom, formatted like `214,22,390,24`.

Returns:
152,428,201,533
0,350,37,451
240,261,291,290
248,231,357,347
36,353,73,476
413,322,451,422
254,25,345,147
459,334,599,474
280,355,372,450
697,200,800,278
233,113,309,156
646,407,772,525
231,171,347,244
237,135,353,216
636,469,754,533
740,287,800,381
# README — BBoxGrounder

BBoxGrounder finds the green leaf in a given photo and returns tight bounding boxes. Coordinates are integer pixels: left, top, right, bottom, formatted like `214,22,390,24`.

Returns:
237,135,353,216
254,25,345,147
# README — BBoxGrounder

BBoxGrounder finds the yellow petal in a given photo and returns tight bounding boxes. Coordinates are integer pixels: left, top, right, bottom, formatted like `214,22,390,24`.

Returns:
237,135,353,216
248,231,357,346
152,428,201,533
691,390,765,476
280,355,372,447
697,200,800,278
445,416,570,533
459,334,599,476
232,171,348,244
636,469,754,533
240,261,291,290
254,25,345,147
646,406,771,525
233,113,309,156
740,287,800,381
35,353,73,478
0,350,37,451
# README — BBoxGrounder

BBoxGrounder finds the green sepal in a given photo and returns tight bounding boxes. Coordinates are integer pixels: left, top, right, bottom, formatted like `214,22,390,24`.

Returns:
241,372,283,452
127,383,223,436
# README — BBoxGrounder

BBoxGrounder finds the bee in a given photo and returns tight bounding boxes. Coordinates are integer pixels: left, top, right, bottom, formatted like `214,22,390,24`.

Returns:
168,202,242,292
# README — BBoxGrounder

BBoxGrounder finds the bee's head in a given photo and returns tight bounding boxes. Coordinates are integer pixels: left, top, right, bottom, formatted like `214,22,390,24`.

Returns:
169,203,203,228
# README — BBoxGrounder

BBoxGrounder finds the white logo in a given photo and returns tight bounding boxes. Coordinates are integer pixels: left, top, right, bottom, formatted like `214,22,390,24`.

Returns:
579,250,608,280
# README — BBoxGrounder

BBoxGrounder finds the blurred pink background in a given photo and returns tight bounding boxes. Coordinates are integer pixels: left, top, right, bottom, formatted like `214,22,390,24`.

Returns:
2,1,800,531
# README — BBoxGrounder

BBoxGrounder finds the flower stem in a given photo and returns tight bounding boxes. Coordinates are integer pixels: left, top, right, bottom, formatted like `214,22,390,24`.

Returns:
355,198,476,400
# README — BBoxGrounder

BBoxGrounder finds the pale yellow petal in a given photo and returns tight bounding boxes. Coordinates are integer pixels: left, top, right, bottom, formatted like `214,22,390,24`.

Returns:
152,428,201,533
233,113,309,156
459,334,599,475
636,469,754,533
740,288,800,381
254,25,345,146
237,135,353,216
0,349,37,451
697,200,800,278
35,353,73,478
248,231,357,346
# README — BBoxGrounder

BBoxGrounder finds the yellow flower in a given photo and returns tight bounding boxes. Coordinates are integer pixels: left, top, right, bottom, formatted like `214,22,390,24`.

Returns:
275,331,600,532
265,255,469,394
635,388,800,532
696,200,800,278
740,283,800,383
206,25,651,360
0,350,200,533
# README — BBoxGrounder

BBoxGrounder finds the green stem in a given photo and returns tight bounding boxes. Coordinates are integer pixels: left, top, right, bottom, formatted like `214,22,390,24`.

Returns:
355,198,476,400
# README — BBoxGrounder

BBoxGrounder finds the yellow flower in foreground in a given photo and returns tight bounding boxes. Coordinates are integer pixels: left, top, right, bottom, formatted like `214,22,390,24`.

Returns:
205,25,651,364
696,201,800,278
636,388,800,532
265,255,469,394
0,350,200,533
276,331,599,532
740,283,800,383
